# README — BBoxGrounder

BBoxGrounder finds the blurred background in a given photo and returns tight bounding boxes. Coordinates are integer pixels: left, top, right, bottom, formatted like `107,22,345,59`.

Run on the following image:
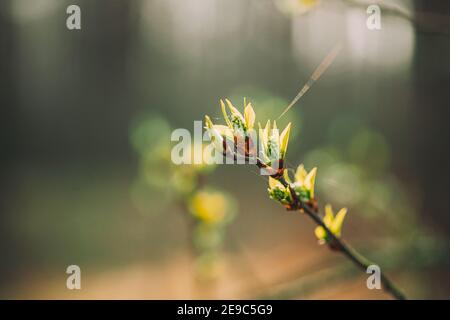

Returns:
1,0,450,299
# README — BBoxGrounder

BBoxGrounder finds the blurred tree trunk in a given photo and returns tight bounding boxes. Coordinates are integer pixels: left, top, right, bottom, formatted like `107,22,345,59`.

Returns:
411,1,450,228
0,0,22,291
411,0,450,297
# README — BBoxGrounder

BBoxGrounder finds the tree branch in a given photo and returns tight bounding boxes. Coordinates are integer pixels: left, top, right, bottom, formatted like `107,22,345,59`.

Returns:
277,174,407,300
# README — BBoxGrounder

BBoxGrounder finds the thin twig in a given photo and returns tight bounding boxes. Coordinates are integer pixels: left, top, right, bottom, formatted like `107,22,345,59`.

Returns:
302,204,406,300
276,176,407,300
220,144,408,299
